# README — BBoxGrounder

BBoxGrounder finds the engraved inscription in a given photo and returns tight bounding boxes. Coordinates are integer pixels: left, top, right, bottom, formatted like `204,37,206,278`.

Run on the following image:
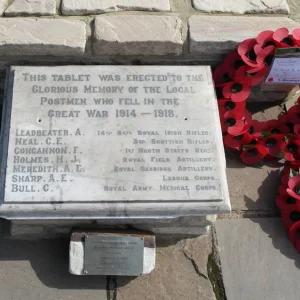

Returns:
84,235,144,276
4,66,224,203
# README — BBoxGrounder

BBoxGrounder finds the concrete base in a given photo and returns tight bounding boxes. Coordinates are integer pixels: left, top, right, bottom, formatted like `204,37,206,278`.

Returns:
7,215,216,239
216,218,300,300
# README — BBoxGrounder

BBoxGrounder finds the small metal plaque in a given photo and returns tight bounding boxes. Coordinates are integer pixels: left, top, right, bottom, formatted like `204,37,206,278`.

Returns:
84,235,144,276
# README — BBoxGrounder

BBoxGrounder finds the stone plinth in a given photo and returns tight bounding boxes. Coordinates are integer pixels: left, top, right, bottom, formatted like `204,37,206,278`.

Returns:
0,66,230,222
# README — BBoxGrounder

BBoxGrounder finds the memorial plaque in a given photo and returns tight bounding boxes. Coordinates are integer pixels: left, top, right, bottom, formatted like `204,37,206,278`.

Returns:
84,235,144,276
0,66,230,219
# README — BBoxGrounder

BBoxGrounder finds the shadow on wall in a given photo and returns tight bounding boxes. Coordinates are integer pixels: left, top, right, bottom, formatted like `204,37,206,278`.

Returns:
0,237,135,289
224,100,284,169
0,229,189,289
243,168,282,211
244,169,300,269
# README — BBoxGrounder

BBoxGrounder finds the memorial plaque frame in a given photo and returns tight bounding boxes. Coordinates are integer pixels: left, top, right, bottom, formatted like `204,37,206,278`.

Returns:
84,235,144,276
0,66,231,220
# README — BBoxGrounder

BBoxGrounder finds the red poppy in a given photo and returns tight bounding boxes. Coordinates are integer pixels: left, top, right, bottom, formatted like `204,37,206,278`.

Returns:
223,132,253,151
214,86,225,100
240,144,267,165
213,64,234,86
237,37,275,71
248,120,267,138
273,28,296,48
220,111,241,132
284,139,300,161
222,81,251,102
234,65,269,86
222,110,252,135
288,221,300,253
276,189,299,210
281,175,289,186
251,45,275,71
292,28,300,47
281,165,300,186
223,50,245,71
281,206,300,229
266,119,290,134
279,113,298,133
286,105,300,124
258,134,285,157
218,99,246,116
237,38,261,68
256,30,276,48
278,185,287,197
294,124,300,137
287,176,300,201
238,38,257,58
288,104,300,115
291,160,300,167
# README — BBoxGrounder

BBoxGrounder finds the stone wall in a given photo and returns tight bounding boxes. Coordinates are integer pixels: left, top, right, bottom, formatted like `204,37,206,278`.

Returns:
0,0,297,71
1,0,298,237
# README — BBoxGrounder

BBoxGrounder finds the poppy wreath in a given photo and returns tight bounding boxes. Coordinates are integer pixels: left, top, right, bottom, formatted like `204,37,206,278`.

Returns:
213,27,300,254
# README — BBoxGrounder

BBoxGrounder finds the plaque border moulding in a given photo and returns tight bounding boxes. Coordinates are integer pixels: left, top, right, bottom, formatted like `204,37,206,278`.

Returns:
0,66,231,220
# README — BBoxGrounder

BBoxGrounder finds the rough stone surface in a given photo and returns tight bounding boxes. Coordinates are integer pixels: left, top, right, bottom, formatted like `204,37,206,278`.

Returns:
62,0,171,15
0,232,216,299
226,104,282,212
144,225,210,235
9,222,72,239
289,0,300,23
117,234,216,300
8,216,215,239
0,19,86,56
8,225,211,239
192,0,290,14
189,16,299,55
10,224,44,236
0,0,6,15
248,85,287,102
94,15,183,56
5,0,56,16
0,238,108,300
216,218,300,300
10,216,216,227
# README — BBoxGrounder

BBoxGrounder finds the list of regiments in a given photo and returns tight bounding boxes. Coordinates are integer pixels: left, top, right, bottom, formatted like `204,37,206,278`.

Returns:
4,66,224,203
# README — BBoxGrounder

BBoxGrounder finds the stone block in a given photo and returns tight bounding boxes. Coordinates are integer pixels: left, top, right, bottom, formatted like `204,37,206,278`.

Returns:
5,0,56,16
0,18,86,56
0,0,6,15
189,16,299,55
117,234,216,300
216,218,300,300
0,218,10,237
225,150,281,212
147,225,210,235
193,0,290,14
9,218,213,239
10,224,44,236
94,15,183,56
0,238,108,299
0,65,230,220
69,230,156,275
62,0,170,15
